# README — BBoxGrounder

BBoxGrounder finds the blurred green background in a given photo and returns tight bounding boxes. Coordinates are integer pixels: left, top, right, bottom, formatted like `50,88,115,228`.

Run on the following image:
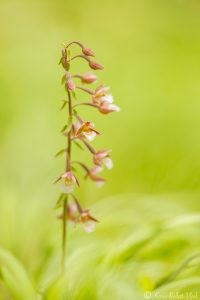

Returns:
1,0,200,299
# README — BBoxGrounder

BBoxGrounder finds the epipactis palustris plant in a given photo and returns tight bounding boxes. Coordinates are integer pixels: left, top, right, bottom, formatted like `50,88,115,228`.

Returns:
54,41,120,266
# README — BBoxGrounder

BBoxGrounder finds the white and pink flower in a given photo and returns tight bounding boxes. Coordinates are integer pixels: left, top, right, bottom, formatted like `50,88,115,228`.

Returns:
75,121,100,142
58,200,98,233
92,85,120,114
93,150,113,170
55,171,79,194
87,165,105,187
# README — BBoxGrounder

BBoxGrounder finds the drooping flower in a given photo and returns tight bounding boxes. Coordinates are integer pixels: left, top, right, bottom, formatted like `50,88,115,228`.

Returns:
92,85,110,104
93,150,113,170
55,171,79,194
75,121,100,142
58,200,98,233
87,165,105,187
92,85,120,114
79,210,98,233
98,101,120,114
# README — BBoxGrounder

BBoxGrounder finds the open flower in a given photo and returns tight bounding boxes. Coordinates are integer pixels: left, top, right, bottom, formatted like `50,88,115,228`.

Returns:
75,121,100,142
93,150,113,169
99,101,120,114
92,85,110,104
58,200,98,233
87,166,105,187
55,171,79,194
92,85,120,114
79,210,98,233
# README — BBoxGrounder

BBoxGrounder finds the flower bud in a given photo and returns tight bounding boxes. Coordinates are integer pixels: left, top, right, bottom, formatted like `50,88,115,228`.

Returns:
66,78,76,91
82,48,95,57
89,60,104,70
81,73,97,84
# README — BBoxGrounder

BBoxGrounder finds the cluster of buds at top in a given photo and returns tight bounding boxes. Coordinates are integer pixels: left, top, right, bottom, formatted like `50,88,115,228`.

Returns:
55,41,120,233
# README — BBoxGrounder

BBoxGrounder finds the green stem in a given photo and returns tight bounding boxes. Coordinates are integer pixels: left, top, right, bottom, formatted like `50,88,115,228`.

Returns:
61,89,72,271
62,196,68,270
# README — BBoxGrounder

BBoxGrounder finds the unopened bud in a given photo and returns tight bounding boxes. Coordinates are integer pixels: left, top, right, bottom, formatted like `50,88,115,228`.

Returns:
81,73,97,84
66,78,76,91
89,60,104,70
82,48,95,57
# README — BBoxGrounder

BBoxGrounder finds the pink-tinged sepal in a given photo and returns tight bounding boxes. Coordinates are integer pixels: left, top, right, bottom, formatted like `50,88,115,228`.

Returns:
82,47,95,57
89,60,104,70
87,166,106,187
93,150,113,169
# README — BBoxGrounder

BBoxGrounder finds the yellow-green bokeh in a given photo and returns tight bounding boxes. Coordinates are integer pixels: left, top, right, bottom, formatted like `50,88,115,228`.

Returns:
1,0,200,299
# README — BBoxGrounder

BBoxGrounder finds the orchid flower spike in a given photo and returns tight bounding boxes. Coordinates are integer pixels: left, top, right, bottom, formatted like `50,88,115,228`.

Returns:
55,41,120,265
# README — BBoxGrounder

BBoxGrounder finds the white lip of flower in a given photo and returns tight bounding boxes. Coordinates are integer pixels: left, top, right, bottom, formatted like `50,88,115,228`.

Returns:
61,173,76,194
96,180,105,188
83,221,96,233
109,104,120,111
61,182,75,194
99,94,113,103
101,103,120,112
102,157,113,170
83,131,96,141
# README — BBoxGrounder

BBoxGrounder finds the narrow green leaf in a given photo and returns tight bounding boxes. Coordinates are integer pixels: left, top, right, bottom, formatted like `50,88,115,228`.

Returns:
58,57,63,65
67,50,71,60
0,248,36,300
61,74,66,85
60,100,68,111
73,109,77,115
54,148,66,158
60,124,68,133
72,91,77,100
71,166,77,172
54,194,67,209
73,140,84,150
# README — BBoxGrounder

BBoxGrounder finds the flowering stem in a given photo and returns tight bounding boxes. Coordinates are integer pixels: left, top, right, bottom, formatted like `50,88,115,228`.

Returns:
62,89,72,270
62,196,68,270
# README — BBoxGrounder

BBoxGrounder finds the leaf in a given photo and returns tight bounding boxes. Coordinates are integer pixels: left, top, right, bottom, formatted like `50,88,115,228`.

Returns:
54,194,67,209
60,100,68,111
61,74,66,85
73,140,84,150
0,248,36,300
54,148,66,158
73,109,78,115
71,166,77,172
60,124,68,133
58,57,63,65
67,50,71,60
72,91,77,100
